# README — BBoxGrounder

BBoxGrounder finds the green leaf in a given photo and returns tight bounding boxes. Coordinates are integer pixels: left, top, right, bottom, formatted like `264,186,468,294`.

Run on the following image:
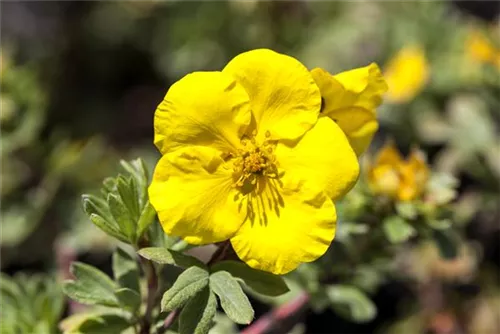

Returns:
82,194,113,223
116,176,139,221
427,218,452,230
102,177,117,194
107,193,136,242
112,248,140,294
63,262,118,306
77,313,131,334
138,247,205,269
161,266,209,312
327,285,377,323
88,214,128,243
136,201,157,240
115,288,141,313
179,288,217,334
209,271,254,325
120,158,149,207
433,229,459,259
382,216,416,243
395,202,418,220
0,273,21,303
211,261,289,296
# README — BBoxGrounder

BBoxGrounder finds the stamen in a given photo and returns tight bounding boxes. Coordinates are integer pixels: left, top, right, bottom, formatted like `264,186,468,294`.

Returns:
231,134,278,190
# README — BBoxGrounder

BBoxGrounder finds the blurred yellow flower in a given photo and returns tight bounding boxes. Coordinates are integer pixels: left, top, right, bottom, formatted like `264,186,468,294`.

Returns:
466,29,500,70
149,49,360,274
384,45,429,104
311,64,388,156
368,141,429,201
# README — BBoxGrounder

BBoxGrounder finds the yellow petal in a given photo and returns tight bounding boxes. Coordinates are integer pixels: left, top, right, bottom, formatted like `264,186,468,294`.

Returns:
223,49,321,142
397,148,429,201
367,141,404,198
148,146,245,245
275,117,359,200
230,177,337,275
407,148,430,184
374,140,403,166
368,165,401,198
311,63,387,155
384,45,429,104
154,71,251,155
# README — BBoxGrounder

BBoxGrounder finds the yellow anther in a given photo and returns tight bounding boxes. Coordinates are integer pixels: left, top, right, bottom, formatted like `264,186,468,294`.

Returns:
232,134,278,189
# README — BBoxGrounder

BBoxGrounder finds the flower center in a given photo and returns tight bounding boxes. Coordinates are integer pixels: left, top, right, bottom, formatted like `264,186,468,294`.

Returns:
242,150,267,174
232,131,278,189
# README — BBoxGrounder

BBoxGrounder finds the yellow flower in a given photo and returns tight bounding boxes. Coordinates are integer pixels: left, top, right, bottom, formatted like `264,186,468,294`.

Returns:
465,28,500,70
149,49,360,274
368,141,429,201
383,45,429,104
310,64,387,156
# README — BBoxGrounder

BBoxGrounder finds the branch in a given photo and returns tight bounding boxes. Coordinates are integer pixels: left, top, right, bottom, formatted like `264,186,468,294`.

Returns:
139,257,158,334
241,292,310,334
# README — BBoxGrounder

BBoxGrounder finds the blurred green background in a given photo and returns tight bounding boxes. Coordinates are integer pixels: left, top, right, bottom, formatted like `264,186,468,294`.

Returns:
1,1,499,333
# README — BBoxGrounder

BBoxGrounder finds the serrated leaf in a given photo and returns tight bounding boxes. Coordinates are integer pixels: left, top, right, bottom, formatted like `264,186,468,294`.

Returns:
115,288,141,313
327,285,377,323
382,216,416,243
112,248,140,294
433,229,459,259
136,201,156,240
88,214,128,243
108,193,136,242
209,271,254,324
138,247,205,269
161,266,209,312
179,287,217,334
63,262,118,306
211,261,289,296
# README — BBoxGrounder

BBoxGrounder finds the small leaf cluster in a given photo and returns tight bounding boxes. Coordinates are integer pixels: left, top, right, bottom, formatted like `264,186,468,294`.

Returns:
139,247,288,334
62,248,140,333
82,159,156,246
0,273,64,334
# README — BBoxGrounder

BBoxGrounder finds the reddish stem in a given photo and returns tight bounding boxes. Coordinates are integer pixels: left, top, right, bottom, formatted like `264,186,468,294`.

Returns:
241,292,310,334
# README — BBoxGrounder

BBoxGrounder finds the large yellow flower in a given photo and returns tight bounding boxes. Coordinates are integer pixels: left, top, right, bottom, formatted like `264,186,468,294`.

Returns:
149,49,360,274
311,64,388,156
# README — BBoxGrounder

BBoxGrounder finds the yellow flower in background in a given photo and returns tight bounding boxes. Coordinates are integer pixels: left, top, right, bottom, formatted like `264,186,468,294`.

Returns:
368,141,429,201
149,49,361,274
311,64,388,156
384,45,429,104
466,28,500,70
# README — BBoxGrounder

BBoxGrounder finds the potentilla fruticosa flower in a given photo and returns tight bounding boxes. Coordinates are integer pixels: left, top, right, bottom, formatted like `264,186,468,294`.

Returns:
383,45,429,104
149,49,386,274
367,141,429,202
